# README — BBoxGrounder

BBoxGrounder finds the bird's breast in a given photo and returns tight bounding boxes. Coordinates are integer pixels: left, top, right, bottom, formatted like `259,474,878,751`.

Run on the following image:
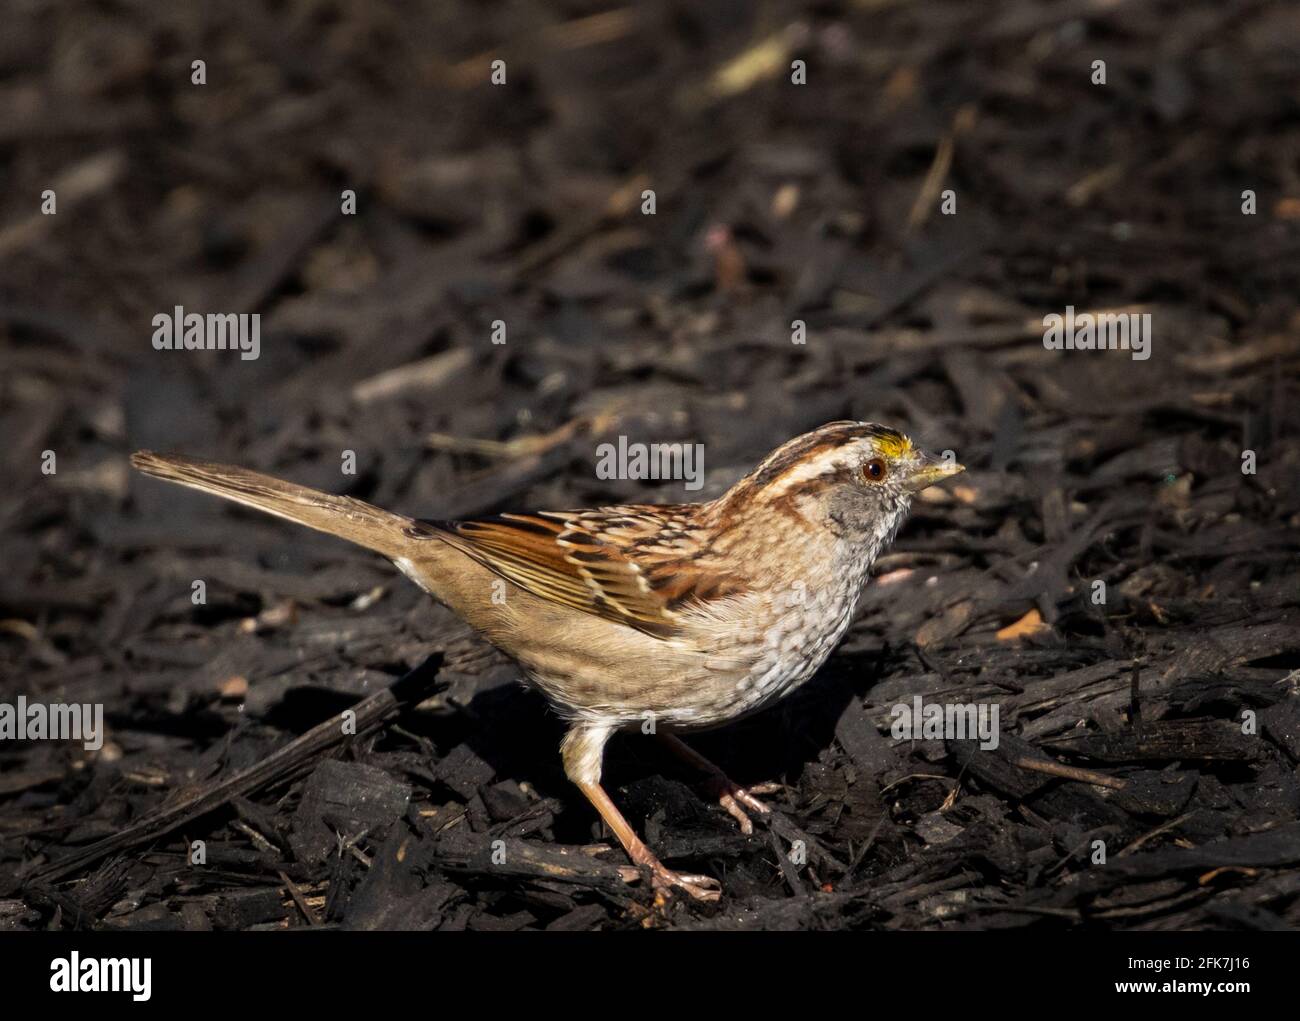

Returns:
664,541,876,727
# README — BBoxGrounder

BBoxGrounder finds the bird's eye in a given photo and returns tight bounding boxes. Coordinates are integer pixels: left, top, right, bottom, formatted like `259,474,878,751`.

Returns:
862,458,887,482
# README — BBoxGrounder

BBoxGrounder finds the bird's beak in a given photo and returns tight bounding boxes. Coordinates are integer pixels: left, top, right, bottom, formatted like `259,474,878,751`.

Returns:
903,450,965,493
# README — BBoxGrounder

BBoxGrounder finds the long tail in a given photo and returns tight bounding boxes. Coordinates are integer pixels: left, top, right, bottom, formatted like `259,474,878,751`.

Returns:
130,451,416,559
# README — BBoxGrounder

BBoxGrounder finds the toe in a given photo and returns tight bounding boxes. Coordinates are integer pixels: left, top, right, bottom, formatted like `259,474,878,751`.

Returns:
648,864,723,903
719,792,755,834
731,787,774,816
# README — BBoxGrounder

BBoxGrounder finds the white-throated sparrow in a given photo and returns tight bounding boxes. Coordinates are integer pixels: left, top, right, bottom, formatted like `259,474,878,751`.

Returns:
133,421,963,901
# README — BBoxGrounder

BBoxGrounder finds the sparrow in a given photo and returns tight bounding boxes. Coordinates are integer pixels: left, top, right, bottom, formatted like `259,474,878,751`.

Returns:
131,421,963,902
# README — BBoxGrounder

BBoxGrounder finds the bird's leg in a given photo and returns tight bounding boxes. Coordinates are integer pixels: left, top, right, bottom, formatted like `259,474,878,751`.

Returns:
562,724,721,903
657,732,781,835
576,782,721,903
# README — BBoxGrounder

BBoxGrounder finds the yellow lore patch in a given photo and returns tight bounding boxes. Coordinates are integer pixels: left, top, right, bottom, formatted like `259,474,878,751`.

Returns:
875,432,913,458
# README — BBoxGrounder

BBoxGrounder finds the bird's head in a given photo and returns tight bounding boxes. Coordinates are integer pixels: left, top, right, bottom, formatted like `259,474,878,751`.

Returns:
718,421,964,542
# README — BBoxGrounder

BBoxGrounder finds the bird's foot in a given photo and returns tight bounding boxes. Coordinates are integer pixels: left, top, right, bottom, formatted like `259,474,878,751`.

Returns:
710,780,783,835
649,862,723,903
656,732,783,835
617,854,722,902
579,779,722,903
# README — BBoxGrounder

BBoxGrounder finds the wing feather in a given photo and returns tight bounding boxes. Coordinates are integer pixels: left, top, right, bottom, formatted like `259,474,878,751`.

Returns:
425,512,691,638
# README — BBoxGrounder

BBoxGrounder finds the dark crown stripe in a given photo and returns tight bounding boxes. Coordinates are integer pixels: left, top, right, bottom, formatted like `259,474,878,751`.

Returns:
749,422,900,488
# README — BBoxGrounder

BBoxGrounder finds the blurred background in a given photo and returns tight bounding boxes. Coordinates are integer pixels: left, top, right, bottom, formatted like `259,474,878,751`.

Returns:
1,0,1298,930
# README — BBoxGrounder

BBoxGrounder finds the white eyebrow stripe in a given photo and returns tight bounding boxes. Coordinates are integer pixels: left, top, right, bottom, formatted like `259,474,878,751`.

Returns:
762,446,860,497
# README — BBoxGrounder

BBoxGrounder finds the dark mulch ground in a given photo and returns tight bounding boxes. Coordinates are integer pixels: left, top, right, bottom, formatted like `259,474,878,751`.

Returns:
2,0,1299,931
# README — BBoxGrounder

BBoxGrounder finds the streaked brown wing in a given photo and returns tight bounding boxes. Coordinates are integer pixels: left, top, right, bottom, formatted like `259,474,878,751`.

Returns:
423,510,699,639
561,506,749,611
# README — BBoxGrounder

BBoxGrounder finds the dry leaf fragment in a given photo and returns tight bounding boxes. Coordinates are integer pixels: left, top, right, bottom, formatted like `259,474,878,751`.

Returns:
997,609,1047,641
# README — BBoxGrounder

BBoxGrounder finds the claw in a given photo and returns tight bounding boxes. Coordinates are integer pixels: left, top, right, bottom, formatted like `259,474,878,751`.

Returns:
619,858,722,903
718,788,766,834
714,780,784,833
650,864,722,903
656,732,783,835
